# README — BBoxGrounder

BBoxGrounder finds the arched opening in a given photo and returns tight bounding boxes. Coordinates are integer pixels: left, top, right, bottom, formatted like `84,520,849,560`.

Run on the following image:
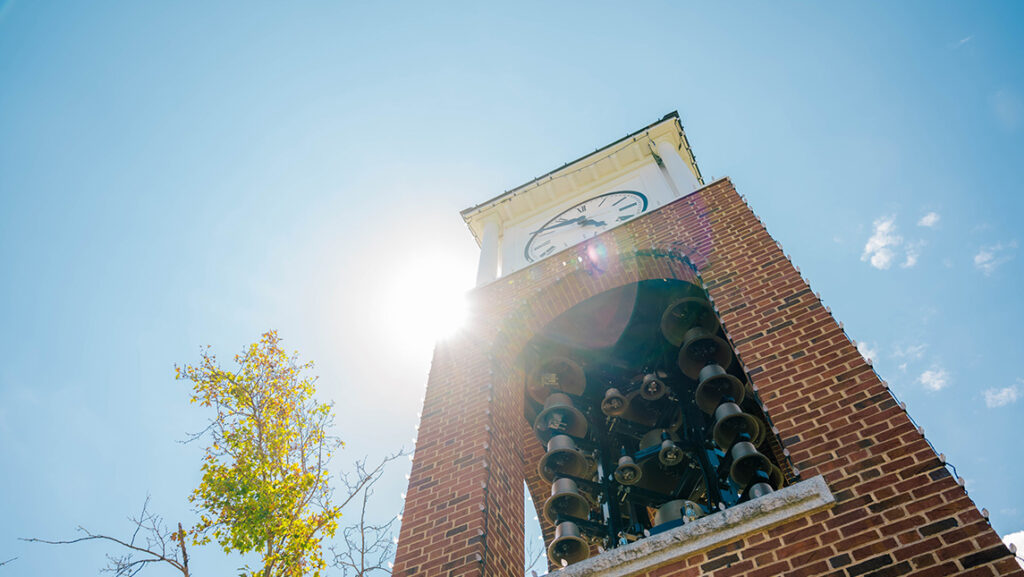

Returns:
519,278,789,568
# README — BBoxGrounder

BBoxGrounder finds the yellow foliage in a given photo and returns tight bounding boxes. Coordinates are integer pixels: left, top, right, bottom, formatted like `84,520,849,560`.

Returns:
175,331,340,577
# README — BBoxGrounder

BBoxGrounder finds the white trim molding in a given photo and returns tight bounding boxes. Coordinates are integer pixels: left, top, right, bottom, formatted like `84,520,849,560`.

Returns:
548,476,836,577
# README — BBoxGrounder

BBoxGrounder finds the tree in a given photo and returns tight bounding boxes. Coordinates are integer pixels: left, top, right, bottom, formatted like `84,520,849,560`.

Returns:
26,330,402,577
177,330,339,577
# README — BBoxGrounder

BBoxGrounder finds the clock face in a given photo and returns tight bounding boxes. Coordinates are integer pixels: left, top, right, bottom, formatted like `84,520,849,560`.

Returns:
524,191,648,263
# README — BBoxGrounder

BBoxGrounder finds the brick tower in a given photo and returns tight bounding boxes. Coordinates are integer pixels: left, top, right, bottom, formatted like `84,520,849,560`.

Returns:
393,113,1022,577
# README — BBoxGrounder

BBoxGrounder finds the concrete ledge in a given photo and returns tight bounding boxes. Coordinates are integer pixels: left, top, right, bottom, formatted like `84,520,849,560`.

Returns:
548,475,835,577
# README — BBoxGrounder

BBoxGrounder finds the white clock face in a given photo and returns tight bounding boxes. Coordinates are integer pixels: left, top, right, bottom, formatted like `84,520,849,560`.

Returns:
524,191,648,263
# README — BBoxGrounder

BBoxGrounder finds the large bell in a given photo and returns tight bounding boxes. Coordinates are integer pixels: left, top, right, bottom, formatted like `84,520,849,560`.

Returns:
619,391,684,430
538,435,589,482
640,373,668,401
640,429,686,467
653,499,705,527
613,454,642,486
548,521,590,566
600,387,627,417
660,297,720,346
534,393,588,440
695,364,745,414
543,478,591,524
712,402,764,450
729,441,773,488
677,327,732,379
746,465,783,499
526,357,587,405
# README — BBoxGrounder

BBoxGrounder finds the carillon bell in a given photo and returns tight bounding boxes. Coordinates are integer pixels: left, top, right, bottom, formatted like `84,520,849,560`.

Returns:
601,387,627,417
526,356,587,405
712,402,764,450
619,391,683,430
640,372,668,401
543,478,591,524
534,393,588,440
660,438,685,466
539,434,589,482
729,441,773,488
677,327,732,379
653,499,705,527
613,454,642,485
695,364,745,414
660,296,720,346
746,464,783,499
548,521,590,566
640,429,686,467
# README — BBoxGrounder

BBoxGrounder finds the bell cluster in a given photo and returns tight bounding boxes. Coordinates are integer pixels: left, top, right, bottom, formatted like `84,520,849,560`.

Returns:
525,285,784,568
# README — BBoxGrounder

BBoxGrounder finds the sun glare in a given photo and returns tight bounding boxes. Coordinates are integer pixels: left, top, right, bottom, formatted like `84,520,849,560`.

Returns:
378,254,472,344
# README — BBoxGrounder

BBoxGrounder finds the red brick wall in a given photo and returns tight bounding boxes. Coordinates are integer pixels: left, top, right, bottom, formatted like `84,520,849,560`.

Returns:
393,178,1021,576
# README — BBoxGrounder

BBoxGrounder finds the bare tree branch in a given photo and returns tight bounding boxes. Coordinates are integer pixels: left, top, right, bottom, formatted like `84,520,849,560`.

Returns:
330,450,407,577
524,533,546,576
22,497,189,577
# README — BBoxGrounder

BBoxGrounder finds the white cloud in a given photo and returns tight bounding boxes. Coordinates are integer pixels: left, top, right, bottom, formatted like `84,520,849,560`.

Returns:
952,35,974,49
902,240,925,268
856,341,877,362
893,343,927,360
917,212,940,227
1003,531,1024,569
984,382,1022,408
862,216,927,269
974,241,1018,275
862,216,903,270
918,368,950,392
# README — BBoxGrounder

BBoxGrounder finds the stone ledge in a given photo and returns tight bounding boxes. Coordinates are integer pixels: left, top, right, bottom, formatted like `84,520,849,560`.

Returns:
547,475,835,577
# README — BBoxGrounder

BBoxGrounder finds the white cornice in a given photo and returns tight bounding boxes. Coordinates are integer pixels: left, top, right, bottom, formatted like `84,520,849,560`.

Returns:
461,114,702,247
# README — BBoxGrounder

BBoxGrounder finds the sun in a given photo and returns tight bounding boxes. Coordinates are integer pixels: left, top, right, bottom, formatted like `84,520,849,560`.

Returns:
377,253,472,344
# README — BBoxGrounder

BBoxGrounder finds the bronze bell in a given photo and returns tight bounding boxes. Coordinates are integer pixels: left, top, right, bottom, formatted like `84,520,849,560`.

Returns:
619,391,684,430
660,438,685,466
543,478,591,524
538,435,589,483
653,499,705,527
677,327,732,380
640,372,668,401
548,521,590,566
748,481,774,499
613,454,642,486
640,428,686,467
712,402,764,450
695,363,745,414
526,356,587,405
747,464,783,499
601,387,627,417
534,393,588,440
660,296,720,346
729,441,773,488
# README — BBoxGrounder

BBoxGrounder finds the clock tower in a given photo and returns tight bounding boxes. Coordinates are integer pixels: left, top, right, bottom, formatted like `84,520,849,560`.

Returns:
392,113,1022,577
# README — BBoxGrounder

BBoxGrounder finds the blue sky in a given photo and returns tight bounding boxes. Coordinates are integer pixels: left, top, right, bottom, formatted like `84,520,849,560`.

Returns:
1,2,1022,575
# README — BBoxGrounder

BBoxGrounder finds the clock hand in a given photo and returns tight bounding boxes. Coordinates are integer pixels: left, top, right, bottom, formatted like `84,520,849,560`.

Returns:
530,216,584,235
579,218,607,227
